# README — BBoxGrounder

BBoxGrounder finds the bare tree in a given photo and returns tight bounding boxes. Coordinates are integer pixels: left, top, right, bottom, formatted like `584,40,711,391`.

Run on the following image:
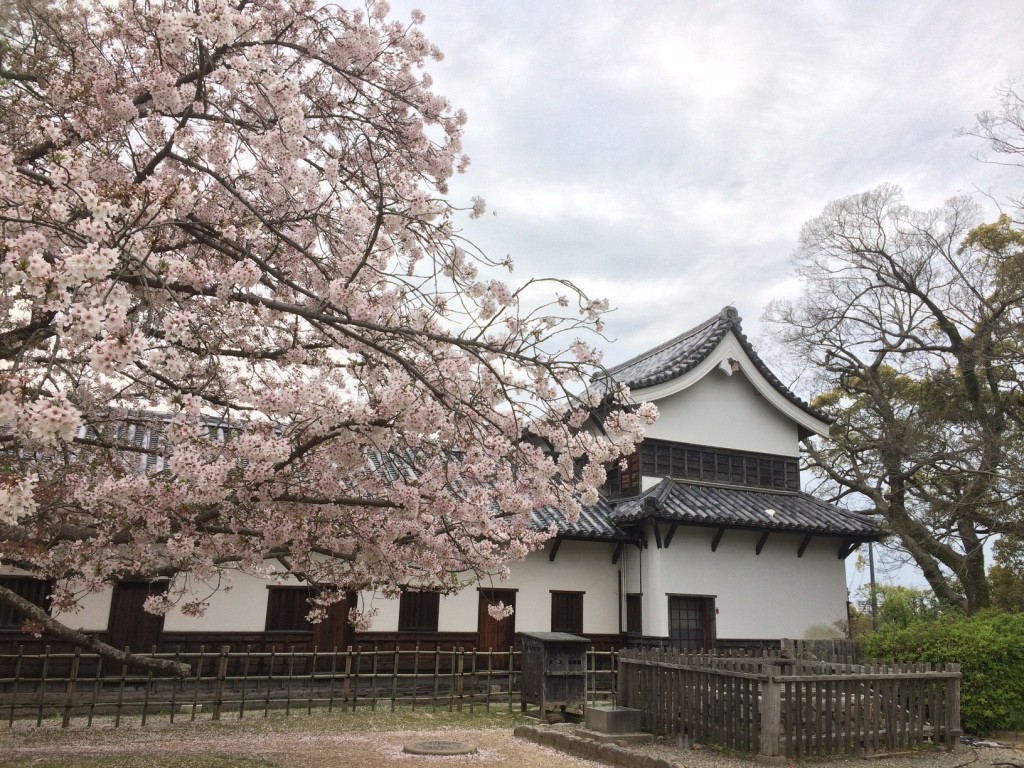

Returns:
766,185,1024,613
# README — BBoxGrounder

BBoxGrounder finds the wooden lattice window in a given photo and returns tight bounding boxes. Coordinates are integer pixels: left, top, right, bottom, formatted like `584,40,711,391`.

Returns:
398,590,440,632
668,595,715,651
0,577,52,629
601,451,640,499
639,440,799,491
265,587,316,632
550,591,584,634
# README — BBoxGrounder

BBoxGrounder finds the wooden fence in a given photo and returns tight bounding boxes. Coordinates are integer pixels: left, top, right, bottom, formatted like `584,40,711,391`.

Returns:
0,644,617,727
618,648,961,760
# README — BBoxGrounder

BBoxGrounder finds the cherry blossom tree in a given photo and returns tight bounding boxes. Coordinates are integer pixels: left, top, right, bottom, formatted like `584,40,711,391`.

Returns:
0,0,654,674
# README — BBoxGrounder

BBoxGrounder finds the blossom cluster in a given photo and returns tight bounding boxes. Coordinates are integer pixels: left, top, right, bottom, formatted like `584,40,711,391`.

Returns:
0,0,655,631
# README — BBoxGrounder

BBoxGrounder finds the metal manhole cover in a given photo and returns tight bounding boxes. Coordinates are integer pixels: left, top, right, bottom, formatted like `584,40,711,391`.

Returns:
402,739,478,756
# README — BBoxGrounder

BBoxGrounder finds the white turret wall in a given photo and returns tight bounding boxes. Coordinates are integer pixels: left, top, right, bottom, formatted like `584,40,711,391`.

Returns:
624,527,849,640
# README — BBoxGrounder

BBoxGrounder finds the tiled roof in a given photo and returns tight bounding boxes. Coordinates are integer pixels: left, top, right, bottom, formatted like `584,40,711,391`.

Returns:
531,495,631,541
605,306,739,389
609,477,881,539
603,306,830,425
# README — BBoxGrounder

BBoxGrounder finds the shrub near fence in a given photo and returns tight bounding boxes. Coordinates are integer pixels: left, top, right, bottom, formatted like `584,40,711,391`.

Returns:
0,644,618,727
617,647,961,761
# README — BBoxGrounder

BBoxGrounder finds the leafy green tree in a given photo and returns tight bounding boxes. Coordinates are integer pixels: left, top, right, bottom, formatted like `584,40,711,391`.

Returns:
989,536,1024,612
864,585,951,629
861,610,1024,733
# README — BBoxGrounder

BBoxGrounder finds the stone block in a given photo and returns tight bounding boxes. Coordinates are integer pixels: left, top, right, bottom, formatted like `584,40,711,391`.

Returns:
584,705,642,734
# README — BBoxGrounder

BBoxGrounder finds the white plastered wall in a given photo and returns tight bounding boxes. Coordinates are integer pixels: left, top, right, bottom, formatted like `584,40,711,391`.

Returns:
161,572,281,632
360,539,622,636
640,370,800,457
1,564,304,633
621,526,849,640
56,590,112,631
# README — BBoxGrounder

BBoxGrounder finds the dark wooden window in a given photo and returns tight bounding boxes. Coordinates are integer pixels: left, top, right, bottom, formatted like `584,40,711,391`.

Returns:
398,590,440,632
550,591,583,634
639,439,799,491
668,595,715,651
602,451,640,498
265,587,316,631
0,577,52,629
625,593,642,635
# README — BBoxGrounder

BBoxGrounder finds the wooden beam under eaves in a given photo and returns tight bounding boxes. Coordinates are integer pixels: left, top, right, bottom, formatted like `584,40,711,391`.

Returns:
612,542,624,564
711,527,725,552
755,531,770,555
549,538,562,562
663,524,678,549
837,541,859,560
797,534,812,558
652,522,663,550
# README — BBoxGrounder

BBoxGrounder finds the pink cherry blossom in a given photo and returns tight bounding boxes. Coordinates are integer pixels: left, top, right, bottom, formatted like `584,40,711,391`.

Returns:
0,0,655,671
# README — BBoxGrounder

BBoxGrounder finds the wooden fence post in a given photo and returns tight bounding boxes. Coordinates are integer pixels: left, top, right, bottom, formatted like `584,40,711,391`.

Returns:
212,645,230,721
455,647,465,713
36,644,52,727
390,646,400,713
759,664,782,761
947,663,962,748
342,645,352,704
507,645,515,714
61,647,81,728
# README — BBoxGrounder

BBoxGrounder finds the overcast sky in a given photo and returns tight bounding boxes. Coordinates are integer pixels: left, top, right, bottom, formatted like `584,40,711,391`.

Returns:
389,0,1023,369
386,2,1024,592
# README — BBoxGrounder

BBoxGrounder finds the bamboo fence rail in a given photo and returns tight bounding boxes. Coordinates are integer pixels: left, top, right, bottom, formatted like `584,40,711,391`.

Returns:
0,644,617,727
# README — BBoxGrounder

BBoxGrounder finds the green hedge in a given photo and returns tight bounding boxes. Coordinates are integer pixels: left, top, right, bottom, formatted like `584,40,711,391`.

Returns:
859,610,1024,734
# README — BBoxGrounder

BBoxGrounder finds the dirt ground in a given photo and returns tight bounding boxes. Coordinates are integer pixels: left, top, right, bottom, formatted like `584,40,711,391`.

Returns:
2,713,1022,768
1,725,597,768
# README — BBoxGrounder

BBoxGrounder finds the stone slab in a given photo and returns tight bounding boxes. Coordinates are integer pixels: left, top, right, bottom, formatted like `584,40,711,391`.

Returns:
403,740,477,756
575,727,655,745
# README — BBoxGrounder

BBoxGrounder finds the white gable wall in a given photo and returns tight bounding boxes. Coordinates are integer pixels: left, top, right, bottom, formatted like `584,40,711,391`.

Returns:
640,371,800,458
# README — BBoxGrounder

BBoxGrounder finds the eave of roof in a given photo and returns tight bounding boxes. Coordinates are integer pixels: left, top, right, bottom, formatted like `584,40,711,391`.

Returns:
530,495,633,542
608,477,882,540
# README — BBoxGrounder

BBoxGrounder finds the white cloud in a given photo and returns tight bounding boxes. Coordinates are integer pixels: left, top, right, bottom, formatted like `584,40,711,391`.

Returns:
390,0,1024,364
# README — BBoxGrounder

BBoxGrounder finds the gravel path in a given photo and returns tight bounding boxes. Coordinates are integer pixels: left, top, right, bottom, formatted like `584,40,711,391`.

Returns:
1,725,595,768
627,734,1023,768
533,723,1024,768
1,719,1021,768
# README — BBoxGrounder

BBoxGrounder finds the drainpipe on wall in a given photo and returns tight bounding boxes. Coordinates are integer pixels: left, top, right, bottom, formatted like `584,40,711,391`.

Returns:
617,570,622,634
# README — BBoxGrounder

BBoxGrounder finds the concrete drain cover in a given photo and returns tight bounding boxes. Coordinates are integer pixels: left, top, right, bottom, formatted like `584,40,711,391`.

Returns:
403,739,478,756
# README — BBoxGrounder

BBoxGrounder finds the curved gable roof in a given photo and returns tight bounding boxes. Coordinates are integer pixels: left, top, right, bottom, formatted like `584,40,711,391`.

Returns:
604,306,831,427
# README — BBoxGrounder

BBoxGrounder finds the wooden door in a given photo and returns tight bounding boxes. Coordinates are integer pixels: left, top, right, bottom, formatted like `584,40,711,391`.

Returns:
478,589,516,666
107,582,165,653
312,592,355,651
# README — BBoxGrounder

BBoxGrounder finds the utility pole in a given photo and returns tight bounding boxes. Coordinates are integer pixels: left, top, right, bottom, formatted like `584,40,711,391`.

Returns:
869,541,878,631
